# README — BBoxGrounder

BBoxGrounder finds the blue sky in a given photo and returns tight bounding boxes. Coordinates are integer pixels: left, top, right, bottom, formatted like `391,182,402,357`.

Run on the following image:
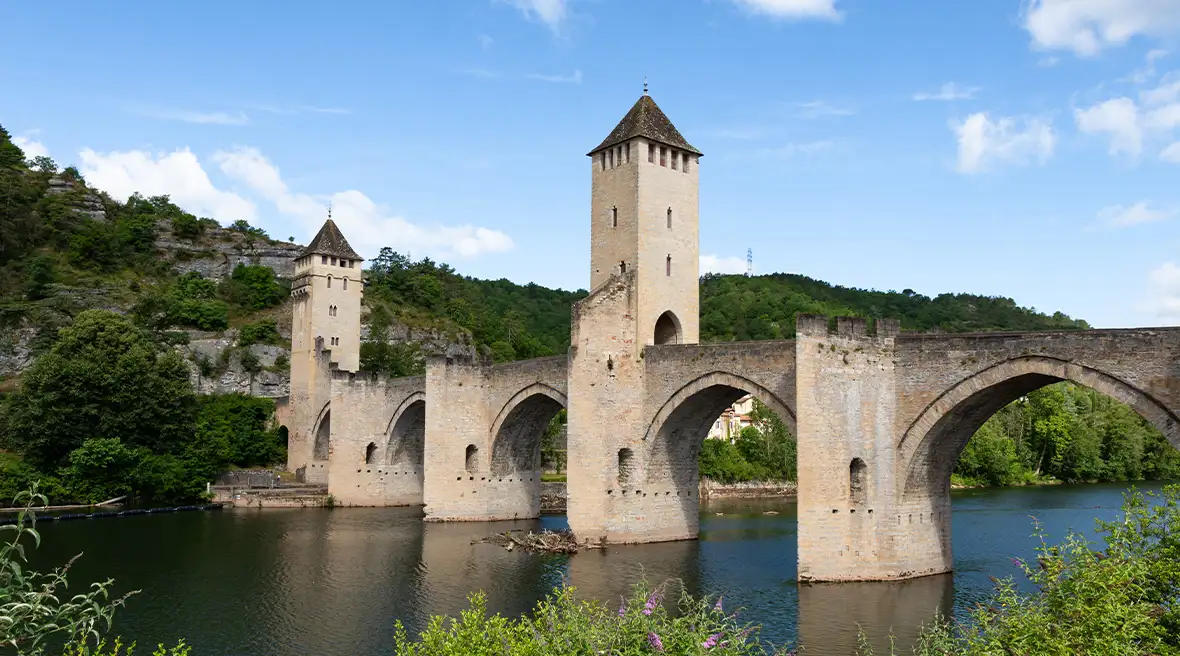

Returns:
3,0,1180,328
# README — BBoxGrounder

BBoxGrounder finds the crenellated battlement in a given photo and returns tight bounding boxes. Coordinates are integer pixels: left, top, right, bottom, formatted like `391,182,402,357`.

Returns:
796,314,901,338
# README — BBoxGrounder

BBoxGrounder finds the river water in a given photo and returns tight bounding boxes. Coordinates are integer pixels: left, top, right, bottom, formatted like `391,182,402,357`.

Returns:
25,481,1166,655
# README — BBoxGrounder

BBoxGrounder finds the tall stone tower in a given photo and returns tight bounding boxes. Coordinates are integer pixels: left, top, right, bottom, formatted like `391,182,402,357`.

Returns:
291,218,364,373
586,91,702,347
287,218,364,480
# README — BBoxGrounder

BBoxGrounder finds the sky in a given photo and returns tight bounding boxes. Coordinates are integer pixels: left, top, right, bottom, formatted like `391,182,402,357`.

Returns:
3,0,1180,328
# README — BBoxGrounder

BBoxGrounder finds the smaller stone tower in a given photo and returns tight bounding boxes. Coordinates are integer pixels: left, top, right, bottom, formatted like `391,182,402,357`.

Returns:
587,91,702,347
290,218,365,373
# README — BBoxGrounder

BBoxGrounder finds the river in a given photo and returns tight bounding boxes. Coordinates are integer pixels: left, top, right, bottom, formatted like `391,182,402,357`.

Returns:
25,481,1166,655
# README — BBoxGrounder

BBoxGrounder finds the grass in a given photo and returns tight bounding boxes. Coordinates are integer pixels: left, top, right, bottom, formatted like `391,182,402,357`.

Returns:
541,473,566,483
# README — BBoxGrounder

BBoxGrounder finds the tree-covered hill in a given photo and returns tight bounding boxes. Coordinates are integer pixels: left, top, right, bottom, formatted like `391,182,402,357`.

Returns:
360,254,1089,374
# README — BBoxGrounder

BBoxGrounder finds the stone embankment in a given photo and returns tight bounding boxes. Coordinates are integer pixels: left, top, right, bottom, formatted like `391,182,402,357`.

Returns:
698,478,797,500
536,479,796,513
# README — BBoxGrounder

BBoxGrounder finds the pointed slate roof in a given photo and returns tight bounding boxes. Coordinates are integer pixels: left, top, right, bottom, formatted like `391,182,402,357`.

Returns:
298,219,362,260
588,94,702,157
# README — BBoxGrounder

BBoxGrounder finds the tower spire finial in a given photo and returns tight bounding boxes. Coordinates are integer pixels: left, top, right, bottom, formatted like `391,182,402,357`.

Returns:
643,77,648,95
327,201,332,220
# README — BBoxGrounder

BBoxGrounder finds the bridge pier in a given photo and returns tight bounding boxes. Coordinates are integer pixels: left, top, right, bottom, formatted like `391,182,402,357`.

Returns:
794,315,928,581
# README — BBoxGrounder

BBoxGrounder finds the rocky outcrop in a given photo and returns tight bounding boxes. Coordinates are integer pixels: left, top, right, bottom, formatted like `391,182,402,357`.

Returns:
45,176,107,221
155,222,302,281
0,323,37,380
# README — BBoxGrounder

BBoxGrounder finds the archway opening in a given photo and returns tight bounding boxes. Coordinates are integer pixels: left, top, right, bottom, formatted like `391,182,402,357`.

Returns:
365,442,378,465
277,425,289,450
313,410,331,461
654,311,681,345
643,378,796,539
387,399,426,471
491,392,566,477
899,360,1180,572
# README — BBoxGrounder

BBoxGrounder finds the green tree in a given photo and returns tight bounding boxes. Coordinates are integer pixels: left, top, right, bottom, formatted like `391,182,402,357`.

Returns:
4,310,197,468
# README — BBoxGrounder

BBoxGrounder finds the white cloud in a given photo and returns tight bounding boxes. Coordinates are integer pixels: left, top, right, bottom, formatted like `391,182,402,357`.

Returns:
913,82,979,102
700,254,748,275
791,100,854,118
730,0,841,21
1098,201,1176,227
1142,261,1180,322
501,0,568,32
78,148,257,222
1162,141,1180,161
137,107,250,126
212,146,514,259
524,69,582,84
12,135,49,159
951,112,1055,174
1075,97,1143,155
1023,0,1180,56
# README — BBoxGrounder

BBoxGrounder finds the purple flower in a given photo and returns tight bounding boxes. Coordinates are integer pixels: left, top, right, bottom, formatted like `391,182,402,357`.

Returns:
618,597,626,617
1010,557,1024,567
713,596,724,612
643,588,663,616
647,632,665,652
702,633,722,649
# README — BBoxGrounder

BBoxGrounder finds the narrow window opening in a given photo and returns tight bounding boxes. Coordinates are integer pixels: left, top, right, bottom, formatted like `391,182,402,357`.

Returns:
321,255,328,265
343,278,349,290
671,150,678,170
611,206,618,227
659,146,667,167
850,458,868,505
666,207,672,229
465,444,479,473
666,254,671,276
648,143,654,163
617,448,635,486
365,442,378,465
331,257,337,266
625,142,630,163
619,261,627,275
326,275,332,289
609,149,614,168
683,153,690,173
601,153,606,171
349,260,355,268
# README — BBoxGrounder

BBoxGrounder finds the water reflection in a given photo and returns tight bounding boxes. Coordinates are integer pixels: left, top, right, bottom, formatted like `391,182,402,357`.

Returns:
797,575,954,655
25,482,1159,656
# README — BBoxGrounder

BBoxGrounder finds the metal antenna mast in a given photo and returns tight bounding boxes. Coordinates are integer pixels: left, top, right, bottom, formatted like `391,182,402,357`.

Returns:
746,248,753,277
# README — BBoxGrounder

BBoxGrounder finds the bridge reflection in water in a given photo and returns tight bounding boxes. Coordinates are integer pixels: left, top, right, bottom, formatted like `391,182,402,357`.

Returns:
797,575,955,655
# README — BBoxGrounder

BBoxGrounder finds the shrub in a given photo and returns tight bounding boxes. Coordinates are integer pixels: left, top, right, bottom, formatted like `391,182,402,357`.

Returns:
393,579,783,655
220,264,286,311
237,319,282,347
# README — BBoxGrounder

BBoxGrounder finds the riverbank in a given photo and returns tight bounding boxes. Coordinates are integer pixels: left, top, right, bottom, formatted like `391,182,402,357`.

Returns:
537,478,798,513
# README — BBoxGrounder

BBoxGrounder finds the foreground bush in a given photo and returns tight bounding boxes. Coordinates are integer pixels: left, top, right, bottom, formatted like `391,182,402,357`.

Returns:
896,485,1180,656
393,580,790,655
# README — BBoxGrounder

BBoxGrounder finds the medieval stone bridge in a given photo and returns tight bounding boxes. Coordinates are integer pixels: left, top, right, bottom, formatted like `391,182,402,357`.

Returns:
286,308,1180,581
281,91,1180,581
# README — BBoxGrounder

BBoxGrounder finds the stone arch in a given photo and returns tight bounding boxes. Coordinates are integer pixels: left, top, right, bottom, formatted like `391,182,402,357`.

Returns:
385,392,426,470
654,311,682,345
490,383,568,477
312,402,331,461
898,355,1180,500
641,371,796,487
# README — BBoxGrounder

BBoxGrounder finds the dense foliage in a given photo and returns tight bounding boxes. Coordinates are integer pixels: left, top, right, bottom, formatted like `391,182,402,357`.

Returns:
699,399,796,483
392,580,781,655
0,311,285,505
953,382,1180,487
699,273,1089,341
